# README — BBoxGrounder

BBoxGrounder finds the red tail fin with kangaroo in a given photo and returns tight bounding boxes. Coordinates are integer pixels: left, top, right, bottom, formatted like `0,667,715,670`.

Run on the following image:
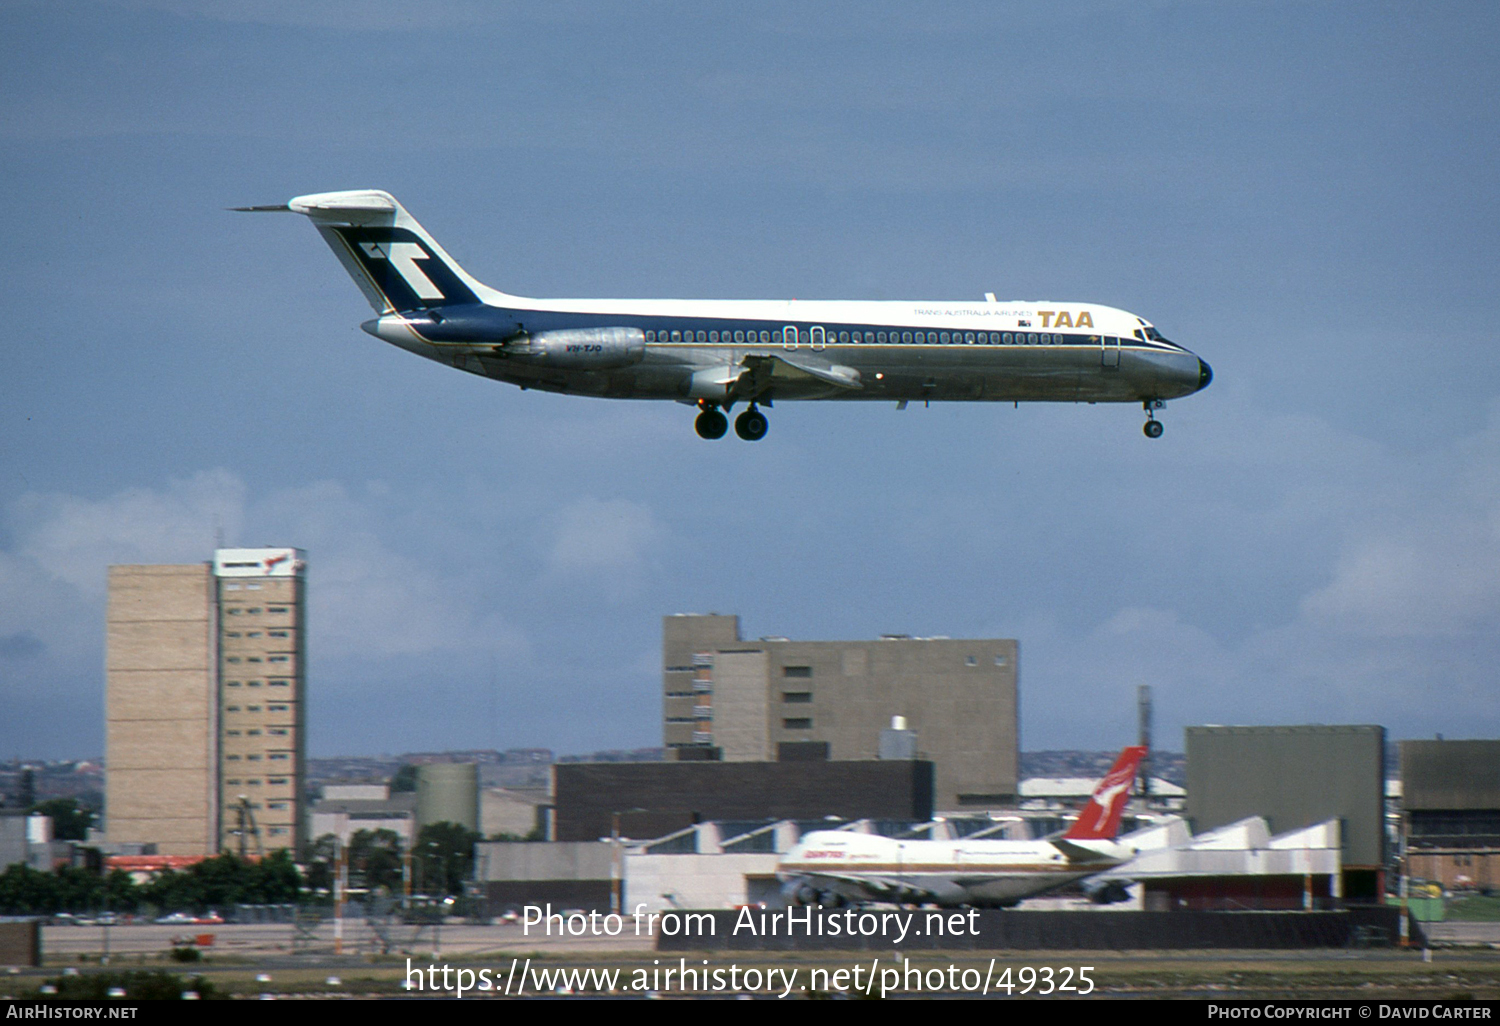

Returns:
1062,745,1148,840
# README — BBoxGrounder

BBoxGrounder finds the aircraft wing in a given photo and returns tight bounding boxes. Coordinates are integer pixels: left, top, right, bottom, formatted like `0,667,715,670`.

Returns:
733,353,862,400
788,870,951,906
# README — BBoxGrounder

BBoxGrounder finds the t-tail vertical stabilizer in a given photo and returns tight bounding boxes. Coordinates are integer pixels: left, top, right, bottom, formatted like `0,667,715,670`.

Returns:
239,189,509,314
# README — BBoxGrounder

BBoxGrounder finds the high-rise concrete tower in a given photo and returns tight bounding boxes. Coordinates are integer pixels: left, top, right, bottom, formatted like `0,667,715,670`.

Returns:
105,548,307,856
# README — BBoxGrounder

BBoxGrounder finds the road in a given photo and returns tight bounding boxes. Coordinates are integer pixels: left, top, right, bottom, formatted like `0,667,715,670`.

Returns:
42,920,655,959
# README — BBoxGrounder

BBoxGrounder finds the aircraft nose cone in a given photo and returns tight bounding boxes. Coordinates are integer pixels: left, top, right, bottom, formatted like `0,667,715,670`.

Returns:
1197,358,1213,390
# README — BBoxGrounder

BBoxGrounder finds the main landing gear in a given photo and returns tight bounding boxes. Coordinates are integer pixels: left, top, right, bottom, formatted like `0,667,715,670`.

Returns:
694,405,727,439
735,406,768,441
695,401,769,441
1143,399,1165,439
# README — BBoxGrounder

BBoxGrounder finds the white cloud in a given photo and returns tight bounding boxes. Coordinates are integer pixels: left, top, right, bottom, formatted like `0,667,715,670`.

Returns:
11,469,245,595
545,497,664,600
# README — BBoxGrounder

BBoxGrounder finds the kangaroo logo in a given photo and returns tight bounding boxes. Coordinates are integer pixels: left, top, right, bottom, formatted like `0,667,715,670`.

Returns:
359,241,445,301
331,225,478,310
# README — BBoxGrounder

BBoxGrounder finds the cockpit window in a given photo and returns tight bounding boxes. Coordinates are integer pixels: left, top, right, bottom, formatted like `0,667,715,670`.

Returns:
1142,326,1173,344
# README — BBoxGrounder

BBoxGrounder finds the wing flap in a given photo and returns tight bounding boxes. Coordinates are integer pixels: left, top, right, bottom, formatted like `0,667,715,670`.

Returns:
734,353,862,400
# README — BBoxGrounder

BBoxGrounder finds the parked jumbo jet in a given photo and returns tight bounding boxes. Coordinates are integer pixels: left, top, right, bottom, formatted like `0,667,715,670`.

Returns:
239,191,1211,440
777,746,1149,909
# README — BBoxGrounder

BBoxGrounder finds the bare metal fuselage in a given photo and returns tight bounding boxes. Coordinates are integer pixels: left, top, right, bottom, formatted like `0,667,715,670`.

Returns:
365,300,1209,408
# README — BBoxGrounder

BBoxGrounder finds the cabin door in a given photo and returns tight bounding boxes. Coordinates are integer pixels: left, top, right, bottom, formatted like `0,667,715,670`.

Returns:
1101,334,1121,369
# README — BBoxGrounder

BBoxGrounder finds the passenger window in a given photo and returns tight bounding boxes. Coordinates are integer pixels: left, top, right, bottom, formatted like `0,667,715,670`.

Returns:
939,332,949,344
864,332,874,343
709,330,718,342
877,332,887,343
903,331,914,343
966,332,975,343
1028,333,1038,344
671,330,681,342
759,330,770,343
839,331,849,343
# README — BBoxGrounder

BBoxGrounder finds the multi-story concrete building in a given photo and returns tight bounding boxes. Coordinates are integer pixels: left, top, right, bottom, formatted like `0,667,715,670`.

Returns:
105,564,218,856
105,549,307,856
662,614,1018,810
214,548,307,855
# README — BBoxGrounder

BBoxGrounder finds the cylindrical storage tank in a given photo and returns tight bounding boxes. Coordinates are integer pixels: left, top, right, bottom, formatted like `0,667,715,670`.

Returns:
416,763,479,832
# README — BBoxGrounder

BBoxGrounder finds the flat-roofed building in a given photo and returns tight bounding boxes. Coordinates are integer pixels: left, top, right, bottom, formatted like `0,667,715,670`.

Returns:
1401,739,1500,891
663,614,1017,810
106,564,218,856
1186,724,1386,902
106,549,307,857
214,548,308,855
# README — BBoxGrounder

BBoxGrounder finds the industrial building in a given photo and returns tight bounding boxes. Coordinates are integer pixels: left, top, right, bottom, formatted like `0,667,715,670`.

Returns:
475,811,1346,919
1400,739,1500,891
662,614,1018,809
552,758,935,843
1186,725,1386,901
105,548,307,856
308,784,417,847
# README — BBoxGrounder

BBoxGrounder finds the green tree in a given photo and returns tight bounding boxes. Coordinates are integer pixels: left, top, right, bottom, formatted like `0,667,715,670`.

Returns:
140,868,191,913
0,864,57,915
302,834,337,893
248,849,302,903
389,764,420,793
102,869,140,913
29,798,94,841
415,822,480,897
348,829,403,892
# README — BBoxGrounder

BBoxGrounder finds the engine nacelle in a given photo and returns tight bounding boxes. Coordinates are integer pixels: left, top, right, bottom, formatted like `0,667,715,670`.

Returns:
1082,878,1132,905
506,327,645,370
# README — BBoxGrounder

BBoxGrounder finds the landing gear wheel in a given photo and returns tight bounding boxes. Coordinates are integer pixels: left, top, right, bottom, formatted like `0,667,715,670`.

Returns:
1142,398,1165,439
735,407,769,441
695,408,728,439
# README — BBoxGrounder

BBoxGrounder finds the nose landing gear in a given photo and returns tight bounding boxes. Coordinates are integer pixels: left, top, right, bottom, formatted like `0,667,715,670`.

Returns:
1143,399,1165,438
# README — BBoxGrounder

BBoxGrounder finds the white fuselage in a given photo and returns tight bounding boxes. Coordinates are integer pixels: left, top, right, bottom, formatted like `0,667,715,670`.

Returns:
778,830,1128,909
366,294,1209,406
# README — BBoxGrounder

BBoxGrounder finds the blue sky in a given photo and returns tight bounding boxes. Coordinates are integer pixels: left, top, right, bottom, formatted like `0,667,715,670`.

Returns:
2,1,1498,759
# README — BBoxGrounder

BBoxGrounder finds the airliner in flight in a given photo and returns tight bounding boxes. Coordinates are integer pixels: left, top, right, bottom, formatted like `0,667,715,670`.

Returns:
777,746,1149,909
241,191,1210,440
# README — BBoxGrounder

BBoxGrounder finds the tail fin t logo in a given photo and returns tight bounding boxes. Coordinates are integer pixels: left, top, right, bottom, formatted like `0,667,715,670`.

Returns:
359,241,445,301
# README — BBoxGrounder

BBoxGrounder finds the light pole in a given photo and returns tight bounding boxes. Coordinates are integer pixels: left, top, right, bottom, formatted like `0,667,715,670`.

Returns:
611,808,645,915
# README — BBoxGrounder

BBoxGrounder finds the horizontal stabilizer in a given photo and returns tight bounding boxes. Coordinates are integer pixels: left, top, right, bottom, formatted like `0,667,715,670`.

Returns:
1048,838,1118,863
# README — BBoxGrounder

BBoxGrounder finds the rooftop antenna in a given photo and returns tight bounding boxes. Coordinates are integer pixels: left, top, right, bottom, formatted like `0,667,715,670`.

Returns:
1138,685,1153,798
